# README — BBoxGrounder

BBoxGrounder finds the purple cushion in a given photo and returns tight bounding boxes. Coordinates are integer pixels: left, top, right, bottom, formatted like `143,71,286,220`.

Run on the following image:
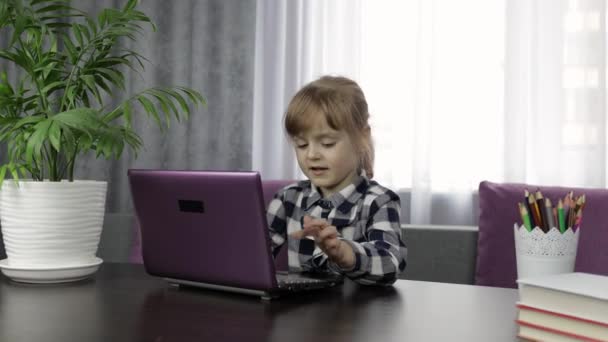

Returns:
476,181,608,288
129,179,294,265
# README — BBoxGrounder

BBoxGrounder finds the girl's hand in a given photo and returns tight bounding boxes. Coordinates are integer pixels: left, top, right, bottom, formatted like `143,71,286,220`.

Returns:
289,215,355,269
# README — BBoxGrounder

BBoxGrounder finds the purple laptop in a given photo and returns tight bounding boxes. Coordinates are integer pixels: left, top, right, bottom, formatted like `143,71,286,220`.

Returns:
127,169,341,299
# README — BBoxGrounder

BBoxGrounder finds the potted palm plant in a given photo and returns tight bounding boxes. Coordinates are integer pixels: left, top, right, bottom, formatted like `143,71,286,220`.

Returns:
0,0,205,283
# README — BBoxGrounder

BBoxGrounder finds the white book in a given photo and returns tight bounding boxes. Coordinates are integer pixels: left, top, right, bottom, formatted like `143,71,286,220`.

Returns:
517,272,608,324
517,303,608,341
518,323,606,342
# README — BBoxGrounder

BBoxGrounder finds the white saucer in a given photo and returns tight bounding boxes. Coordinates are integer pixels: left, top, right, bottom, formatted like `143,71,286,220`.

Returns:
0,257,103,284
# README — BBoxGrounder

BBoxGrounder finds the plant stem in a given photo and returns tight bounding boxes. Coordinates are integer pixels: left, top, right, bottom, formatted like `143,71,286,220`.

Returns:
42,145,52,181
49,147,58,181
67,142,79,181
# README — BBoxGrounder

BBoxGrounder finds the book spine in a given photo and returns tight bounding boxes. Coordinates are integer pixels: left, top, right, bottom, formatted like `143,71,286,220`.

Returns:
517,303,608,327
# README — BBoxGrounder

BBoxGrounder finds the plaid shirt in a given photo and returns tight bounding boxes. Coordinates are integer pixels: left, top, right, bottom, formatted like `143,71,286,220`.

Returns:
267,175,407,285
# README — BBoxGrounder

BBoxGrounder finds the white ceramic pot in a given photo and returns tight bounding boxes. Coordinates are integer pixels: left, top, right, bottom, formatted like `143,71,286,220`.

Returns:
0,180,107,267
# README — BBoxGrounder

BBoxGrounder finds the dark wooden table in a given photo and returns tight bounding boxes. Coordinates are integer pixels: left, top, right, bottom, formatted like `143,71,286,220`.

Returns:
0,263,519,341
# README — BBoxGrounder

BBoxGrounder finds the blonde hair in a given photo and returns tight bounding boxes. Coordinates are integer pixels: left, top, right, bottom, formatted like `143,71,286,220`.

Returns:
284,75,374,178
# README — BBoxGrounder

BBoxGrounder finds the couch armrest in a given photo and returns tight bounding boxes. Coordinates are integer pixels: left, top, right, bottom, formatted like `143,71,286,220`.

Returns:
401,224,478,285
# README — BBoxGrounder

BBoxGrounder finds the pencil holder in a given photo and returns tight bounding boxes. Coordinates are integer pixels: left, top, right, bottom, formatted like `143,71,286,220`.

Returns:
513,224,580,282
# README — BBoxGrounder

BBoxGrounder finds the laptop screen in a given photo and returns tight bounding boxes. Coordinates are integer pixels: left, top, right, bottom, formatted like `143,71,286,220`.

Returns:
128,170,278,291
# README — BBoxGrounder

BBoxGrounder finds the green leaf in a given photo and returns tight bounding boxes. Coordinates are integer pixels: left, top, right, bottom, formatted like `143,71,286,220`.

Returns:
136,95,163,129
48,121,61,152
35,4,74,14
176,86,206,106
95,56,131,68
65,85,76,108
77,132,91,150
149,92,171,123
0,50,18,64
85,16,97,36
123,128,142,156
162,88,190,116
94,67,125,90
124,0,138,11
25,119,52,166
98,8,107,27
61,36,78,62
72,23,84,46
10,1,26,46
41,80,65,95
12,115,45,130
123,101,132,128
9,163,22,181
53,108,102,140
81,74,102,105
77,23,90,42
31,0,71,6
45,22,72,29
0,165,7,186
56,121,75,154
93,74,112,95
36,62,57,80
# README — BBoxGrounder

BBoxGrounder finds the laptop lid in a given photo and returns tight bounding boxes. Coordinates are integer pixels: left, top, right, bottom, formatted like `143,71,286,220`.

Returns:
128,169,279,292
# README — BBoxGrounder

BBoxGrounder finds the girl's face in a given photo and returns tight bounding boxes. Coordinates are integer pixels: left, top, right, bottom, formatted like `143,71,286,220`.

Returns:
292,113,359,197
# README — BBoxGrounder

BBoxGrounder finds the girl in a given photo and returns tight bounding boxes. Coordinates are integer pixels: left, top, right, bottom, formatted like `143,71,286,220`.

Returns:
267,75,407,285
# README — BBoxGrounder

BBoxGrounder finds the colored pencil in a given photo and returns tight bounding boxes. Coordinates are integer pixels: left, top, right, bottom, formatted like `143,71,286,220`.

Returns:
528,193,541,229
573,208,583,231
544,198,555,231
557,199,566,233
519,202,533,232
535,190,547,231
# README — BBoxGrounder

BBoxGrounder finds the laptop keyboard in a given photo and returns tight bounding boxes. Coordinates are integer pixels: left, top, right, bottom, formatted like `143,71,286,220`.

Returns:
276,272,341,290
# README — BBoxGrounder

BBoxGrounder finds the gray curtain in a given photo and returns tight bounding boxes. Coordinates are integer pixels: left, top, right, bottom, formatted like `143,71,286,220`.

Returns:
0,0,257,214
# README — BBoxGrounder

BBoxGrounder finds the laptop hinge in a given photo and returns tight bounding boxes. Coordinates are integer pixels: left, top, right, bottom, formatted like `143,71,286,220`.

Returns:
164,277,275,299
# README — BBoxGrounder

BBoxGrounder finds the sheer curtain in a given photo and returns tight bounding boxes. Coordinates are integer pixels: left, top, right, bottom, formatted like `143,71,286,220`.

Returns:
359,1,506,225
253,0,607,226
252,0,361,180
505,0,606,187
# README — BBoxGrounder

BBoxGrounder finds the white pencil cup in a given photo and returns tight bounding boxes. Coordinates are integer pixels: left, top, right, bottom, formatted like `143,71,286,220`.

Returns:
513,224,580,281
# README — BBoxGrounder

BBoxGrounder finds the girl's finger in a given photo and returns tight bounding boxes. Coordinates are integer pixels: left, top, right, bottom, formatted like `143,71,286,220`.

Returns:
289,225,321,239
316,225,338,241
303,215,329,229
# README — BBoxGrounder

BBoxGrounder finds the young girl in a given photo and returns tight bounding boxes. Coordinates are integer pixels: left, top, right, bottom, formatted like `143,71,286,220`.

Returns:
267,75,407,285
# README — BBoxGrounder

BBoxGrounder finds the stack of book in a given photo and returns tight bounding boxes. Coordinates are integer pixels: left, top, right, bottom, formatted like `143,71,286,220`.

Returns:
516,272,608,341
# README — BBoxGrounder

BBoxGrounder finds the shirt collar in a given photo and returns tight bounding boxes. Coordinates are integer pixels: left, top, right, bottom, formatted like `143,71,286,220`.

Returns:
303,172,369,213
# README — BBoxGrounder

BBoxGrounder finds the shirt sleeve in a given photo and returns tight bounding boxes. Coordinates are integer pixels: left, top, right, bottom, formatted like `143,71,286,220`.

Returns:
266,194,287,258
328,193,407,285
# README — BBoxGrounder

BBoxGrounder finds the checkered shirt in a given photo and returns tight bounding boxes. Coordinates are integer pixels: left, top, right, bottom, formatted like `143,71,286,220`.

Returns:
267,175,407,285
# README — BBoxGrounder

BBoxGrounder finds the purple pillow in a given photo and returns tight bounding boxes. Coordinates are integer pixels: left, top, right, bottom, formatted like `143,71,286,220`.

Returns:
476,181,608,288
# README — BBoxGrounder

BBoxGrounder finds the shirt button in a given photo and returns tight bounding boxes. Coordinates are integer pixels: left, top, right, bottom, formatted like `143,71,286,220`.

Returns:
319,200,333,209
